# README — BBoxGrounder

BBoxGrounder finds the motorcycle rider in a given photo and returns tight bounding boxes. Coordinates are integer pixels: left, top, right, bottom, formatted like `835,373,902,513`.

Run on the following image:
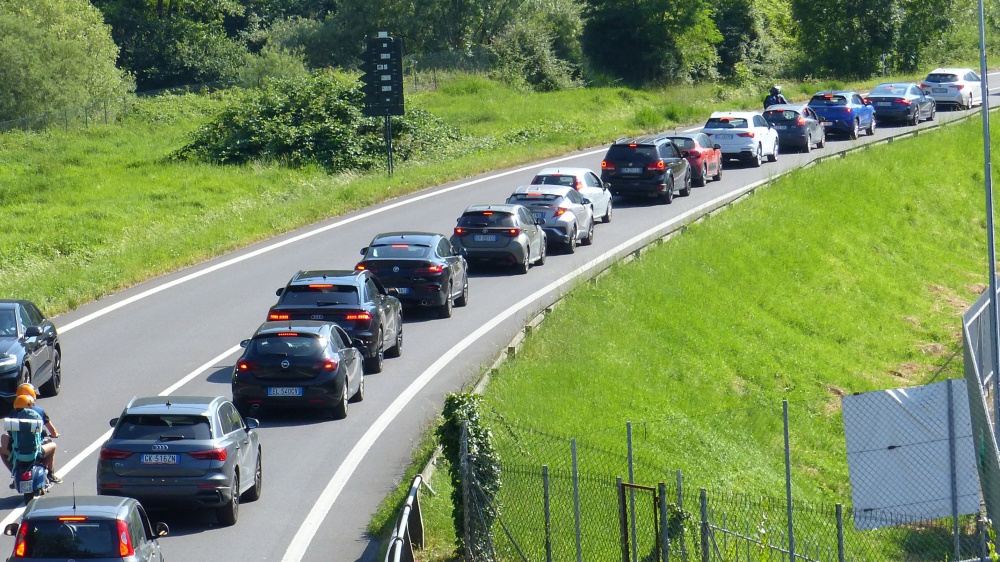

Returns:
1,387,60,483
764,86,789,109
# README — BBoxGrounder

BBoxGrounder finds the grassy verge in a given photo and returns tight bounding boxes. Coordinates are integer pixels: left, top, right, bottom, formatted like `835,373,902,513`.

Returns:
408,116,992,560
1,70,930,314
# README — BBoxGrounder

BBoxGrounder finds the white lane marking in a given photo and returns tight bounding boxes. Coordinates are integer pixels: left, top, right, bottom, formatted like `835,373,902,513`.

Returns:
0,346,243,528
683,126,702,132
279,175,777,561
58,150,606,334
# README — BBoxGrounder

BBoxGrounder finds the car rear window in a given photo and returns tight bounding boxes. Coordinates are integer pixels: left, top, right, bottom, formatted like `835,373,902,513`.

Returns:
250,335,323,357
704,117,749,129
457,212,515,228
507,193,563,204
531,175,576,187
763,110,800,122
605,144,657,161
20,519,120,558
280,284,360,306
809,95,848,106
870,84,908,95
365,244,431,259
114,414,212,440
925,73,959,83
666,137,695,149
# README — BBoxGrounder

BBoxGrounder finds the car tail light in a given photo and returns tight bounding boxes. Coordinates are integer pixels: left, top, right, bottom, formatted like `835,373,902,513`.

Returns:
920,83,930,89
13,522,27,557
117,519,134,557
845,107,853,114
355,263,366,271
647,160,666,171
503,228,521,237
453,227,466,236
796,116,806,125
704,132,713,136
58,516,87,522
955,84,965,90
415,264,444,274
574,180,583,190
19,471,30,481
100,448,132,461
737,132,754,138
895,98,911,105
268,312,289,321
321,357,340,371
344,312,372,322
276,332,298,337
189,448,228,462
308,284,333,289
236,360,253,372
601,160,615,171
553,208,567,217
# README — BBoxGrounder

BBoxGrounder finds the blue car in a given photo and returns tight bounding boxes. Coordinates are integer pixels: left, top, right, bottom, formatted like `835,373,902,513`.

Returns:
807,90,876,140
866,83,936,126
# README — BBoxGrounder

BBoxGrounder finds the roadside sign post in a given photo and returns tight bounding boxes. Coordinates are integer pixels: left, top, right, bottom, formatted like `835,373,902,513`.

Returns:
360,31,405,175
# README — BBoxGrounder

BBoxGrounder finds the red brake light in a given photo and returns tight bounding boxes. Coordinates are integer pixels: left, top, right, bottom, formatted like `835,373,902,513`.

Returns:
845,107,853,113
896,98,911,105
601,160,615,171
415,264,444,274
504,228,521,237
796,116,806,126
276,332,298,337
955,84,965,90
823,94,833,99
628,143,637,147
355,263,366,271
13,522,27,557
236,360,252,372
481,211,493,216
100,448,132,461
322,358,339,371
737,132,755,138
58,516,87,522
390,244,407,248
118,519,134,557
345,312,372,321
268,312,289,321
308,284,333,289
553,208,567,217
646,160,666,171
189,448,227,462
453,227,466,236
574,180,582,190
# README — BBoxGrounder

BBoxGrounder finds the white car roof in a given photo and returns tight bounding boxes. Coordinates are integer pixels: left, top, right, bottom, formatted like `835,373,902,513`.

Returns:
511,185,574,196
708,111,762,119
534,167,595,177
928,67,975,75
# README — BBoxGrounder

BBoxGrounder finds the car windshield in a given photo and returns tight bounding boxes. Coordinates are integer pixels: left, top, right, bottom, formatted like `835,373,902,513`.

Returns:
704,117,749,129
809,95,848,106
115,414,212,440
280,285,360,306
531,175,577,187
457,212,515,228
365,244,431,259
870,84,908,95
0,310,16,337
507,193,563,204
667,137,696,149
925,73,959,83
763,110,800,122
250,335,323,357
20,519,120,558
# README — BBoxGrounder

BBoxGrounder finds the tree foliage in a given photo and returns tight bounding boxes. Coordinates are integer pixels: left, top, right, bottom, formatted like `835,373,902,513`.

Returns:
0,0,133,120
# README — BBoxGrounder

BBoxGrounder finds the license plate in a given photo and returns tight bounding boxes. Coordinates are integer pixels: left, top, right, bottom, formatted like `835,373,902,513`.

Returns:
18,481,32,494
140,454,179,465
821,121,832,126
533,212,545,220
392,287,410,294
621,167,643,174
267,387,303,397
876,101,892,106
933,88,947,93
714,134,733,140
774,125,787,130
473,234,497,242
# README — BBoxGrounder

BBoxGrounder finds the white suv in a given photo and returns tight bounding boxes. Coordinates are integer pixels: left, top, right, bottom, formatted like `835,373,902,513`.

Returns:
921,68,982,110
701,111,780,167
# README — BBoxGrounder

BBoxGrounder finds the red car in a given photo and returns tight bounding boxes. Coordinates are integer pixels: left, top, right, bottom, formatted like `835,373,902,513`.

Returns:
667,133,722,186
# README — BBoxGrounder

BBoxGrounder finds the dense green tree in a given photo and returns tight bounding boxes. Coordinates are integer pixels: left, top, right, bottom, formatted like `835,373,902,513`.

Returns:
713,0,796,82
0,0,133,119
791,0,901,77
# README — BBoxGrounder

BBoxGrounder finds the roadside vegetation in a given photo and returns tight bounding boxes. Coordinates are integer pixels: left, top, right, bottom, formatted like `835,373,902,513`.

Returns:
407,115,990,559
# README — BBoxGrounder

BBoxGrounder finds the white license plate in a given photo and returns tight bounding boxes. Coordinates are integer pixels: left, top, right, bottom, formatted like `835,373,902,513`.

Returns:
876,101,892,106
140,454,179,465
774,125,787,130
532,212,545,220
714,134,733,140
473,234,497,242
821,121,832,126
621,167,643,174
933,88,947,93
18,481,33,494
267,387,303,397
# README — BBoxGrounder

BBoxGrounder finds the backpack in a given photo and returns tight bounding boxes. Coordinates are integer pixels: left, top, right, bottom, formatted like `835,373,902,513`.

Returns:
5,408,44,466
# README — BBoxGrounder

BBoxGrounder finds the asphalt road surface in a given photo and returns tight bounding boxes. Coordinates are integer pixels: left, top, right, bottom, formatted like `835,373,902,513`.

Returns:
5,75,1000,562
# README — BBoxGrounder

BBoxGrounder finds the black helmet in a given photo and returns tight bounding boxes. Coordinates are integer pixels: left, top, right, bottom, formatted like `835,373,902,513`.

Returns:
770,86,780,95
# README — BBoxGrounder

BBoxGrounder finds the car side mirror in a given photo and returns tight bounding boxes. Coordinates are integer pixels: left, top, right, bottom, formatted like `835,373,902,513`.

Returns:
109,417,119,427
386,288,399,297
713,144,722,150
275,288,283,297
351,339,366,350
155,522,170,537
23,326,41,338
360,247,367,256
239,339,250,348
680,151,690,158
603,181,611,189
245,417,259,429
582,198,592,205
4,523,18,536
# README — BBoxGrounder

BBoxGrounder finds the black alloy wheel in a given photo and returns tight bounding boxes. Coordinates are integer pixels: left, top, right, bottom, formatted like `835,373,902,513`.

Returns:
455,277,469,306
364,331,384,373
41,350,60,396
332,380,349,419
349,373,365,403
218,474,240,525
439,284,454,317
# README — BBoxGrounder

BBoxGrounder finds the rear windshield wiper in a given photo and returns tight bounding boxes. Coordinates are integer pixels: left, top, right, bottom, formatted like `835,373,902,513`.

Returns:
159,435,188,441
315,301,346,306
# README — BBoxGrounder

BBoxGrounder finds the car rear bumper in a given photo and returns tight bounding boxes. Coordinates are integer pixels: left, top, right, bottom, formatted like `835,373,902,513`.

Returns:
605,179,667,195
460,247,526,265
393,288,448,307
98,476,235,507
775,128,811,147
233,374,345,410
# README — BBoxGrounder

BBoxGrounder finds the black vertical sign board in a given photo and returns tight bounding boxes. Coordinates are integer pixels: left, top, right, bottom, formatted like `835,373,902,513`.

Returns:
361,33,404,175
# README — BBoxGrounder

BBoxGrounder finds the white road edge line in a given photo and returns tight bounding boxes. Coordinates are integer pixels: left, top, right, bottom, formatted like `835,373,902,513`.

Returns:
58,150,606,334
279,173,776,562
0,346,242,529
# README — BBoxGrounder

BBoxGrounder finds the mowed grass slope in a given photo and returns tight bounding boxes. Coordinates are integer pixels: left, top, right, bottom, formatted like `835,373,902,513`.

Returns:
482,116,987,508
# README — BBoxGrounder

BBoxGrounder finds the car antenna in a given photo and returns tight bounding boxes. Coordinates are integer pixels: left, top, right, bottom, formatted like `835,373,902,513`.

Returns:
72,483,76,511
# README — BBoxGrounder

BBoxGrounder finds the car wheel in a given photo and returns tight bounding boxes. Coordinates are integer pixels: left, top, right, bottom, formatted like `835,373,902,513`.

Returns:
694,163,707,187
712,162,722,182
455,277,469,307
19,365,30,387
817,131,826,148
603,200,613,223
566,227,578,253
767,142,778,162
363,331,384,374
928,104,936,121
349,372,365,403
909,109,918,126
536,241,546,265
241,450,262,502
680,171,692,196
217,474,239,526
751,145,762,168
867,117,876,136
332,379,349,419
438,284,454,318
803,135,811,153
849,119,859,140
582,220,594,246
40,350,60,397
516,249,530,274
386,325,402,358
970,93,975,110
659,177,675,204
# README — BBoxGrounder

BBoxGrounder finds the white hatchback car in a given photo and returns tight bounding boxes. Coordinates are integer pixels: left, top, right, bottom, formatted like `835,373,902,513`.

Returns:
701,111,780,167
920,68,982,110
530,167,613,223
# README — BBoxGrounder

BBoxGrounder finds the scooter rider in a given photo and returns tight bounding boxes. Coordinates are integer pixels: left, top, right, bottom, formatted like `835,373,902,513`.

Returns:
764,86,789,109
0,386,61,483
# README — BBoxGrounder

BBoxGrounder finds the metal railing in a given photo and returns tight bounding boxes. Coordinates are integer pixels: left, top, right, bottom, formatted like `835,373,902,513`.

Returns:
384,475,425,562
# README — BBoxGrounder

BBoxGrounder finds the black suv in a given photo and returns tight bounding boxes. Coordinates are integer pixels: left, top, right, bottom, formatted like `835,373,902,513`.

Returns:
600,136,691,203
268,270,403,373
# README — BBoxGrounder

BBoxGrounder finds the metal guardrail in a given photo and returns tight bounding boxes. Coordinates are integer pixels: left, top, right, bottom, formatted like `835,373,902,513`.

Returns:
384,475,425,562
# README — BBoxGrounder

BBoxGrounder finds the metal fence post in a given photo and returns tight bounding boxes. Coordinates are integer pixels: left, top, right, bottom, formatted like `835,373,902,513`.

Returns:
783,400,796,562
627,422,637,562
618,477,629,562
836,504,845,562
659,482,669,562
460,422,472,562
543,465,552,562
699,488,709,562
572,440,582,562
948,380,961,562
677,470,687,562
979,517,988,562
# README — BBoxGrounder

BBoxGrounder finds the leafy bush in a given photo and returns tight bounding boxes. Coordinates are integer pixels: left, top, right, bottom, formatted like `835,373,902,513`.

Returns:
489,18,579,92
175,70,461,172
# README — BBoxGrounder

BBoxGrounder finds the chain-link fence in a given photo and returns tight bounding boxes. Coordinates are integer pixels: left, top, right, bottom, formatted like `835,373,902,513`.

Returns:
455,396,990,562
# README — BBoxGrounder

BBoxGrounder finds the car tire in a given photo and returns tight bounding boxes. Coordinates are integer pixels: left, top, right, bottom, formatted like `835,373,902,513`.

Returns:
712,163,722,182
767,142,778,162
867,117,876,136
217,474,239,526
751,145,762,168
928,104,936,121
803,135,811,153
581,220,594,246
438,284,454,317
19,365,30,387
40,350,60,397
603,200,613,223
909,109,918,126
817,131,826,148
386,325,402,358
680,171,692,196
363,331,384,374
566,227,578,253
969,93,975,110
455,277,469,307
694,164,707,187
659,177,675,204
349,372,365,403
536,241,546,265
241,450,262,502
332,381,349,419
516,249,530,274
849,119,859,140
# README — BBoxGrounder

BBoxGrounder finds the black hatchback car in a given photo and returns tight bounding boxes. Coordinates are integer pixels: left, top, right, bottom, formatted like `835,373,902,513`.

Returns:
356,232,469,319
4,495,169,561
268,270,403,373
600,136,691,203
0,300,61,402
232,321,365,419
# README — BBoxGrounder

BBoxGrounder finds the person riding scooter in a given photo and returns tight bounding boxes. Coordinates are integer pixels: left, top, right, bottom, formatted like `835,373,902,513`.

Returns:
764,86,789,109
10,384,60,483
0,395,59,484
